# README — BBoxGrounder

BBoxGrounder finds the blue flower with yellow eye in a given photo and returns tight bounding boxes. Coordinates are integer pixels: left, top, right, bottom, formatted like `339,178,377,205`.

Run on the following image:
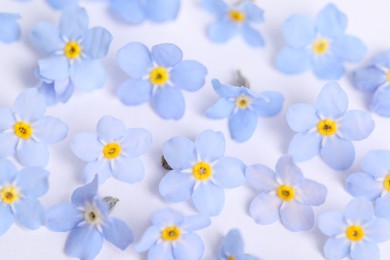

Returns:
0,89,68,167
46,176,134,260
200,0,265,47
286,82,374,171
31,6,112,97
275,3,367,80
217,229,259,260
116,42,207,120
0,159,48,236
70,115,152,184
134,208,210,260
206,79,284,142
0,12,21,43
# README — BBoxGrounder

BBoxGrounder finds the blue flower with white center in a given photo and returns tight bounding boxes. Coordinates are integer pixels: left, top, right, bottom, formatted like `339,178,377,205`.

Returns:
0,89,68,167
200,0,265,47
352,50,390,117
275,3,367,80
70,115,152,184
346,150,390,220
116,42,208,120
46,176,134,260
159,130,246,216
31,6,112,94
0,159,48,236
318,198,390,260
0,13,21,43
247,155,327,232
134,208,210,260
286,82,375,171
206,79,284,142
217,229,259,260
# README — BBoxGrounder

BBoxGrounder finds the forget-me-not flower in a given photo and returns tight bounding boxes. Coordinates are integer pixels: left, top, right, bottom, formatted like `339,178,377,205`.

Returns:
31,6,112,94
200,0,265,47
206,79,284,142
117,42,207,120
217,229,259,260
159,130,246,216
70,115,152,184
346,150,390,219
286,82,375,171
134,208,210,260
352,50,390,117
275,3,367,80
318,198,390,260
46,176,134,260
0,89,68,167
0,159,48,236
0,13,21,43
247,155,327,232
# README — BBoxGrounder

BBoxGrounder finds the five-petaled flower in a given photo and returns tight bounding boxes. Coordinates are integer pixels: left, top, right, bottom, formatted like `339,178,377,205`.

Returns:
247,155,327,232
134,208,210,260
46,176,134,260
275,3,367,80
318,198,390,260
0,159,48,236
200,0,265,47
217,229,259,260
0,12,21,43
206,79,284,142
116,42,207,120
286,82,375,171
0,89,68,167
159,129,246,216
70,115,152,184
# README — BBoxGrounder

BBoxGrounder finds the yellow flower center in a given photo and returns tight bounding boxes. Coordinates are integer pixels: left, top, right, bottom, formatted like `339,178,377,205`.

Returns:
277,185,295,201
150,67,169,86
229,10,246,23
192,162,212,181
0,186,20,204
386,71,390,83
235,95,251,109
227,257,236,260
64,41,82,59
317,119,337,136
14,122,33,139
103,143,121,159
312,38,329,55
384,175,390,192
346,225,365,241
161,226,181,241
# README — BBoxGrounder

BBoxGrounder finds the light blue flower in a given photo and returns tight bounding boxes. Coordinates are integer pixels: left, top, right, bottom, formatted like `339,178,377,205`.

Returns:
36,71,74,106
0,159,48,236
200,0,265,47
352,50,390,117
206,79,284,142
286,82,374,171
70,115,152,184
346,150,390,219
275,3,367,80
0,13,21,43
318,198,390,260
46,176,134,260
31,6,112,93
117,42,207,120
0,89,68,167
134,208,210,260
159,130,246,216
247,155,327,232
217,229,259,260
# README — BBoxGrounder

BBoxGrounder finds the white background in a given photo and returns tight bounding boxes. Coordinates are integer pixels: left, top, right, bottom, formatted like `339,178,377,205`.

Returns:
1,0,390,259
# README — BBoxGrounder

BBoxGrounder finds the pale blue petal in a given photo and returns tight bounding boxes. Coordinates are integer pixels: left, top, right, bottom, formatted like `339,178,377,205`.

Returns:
148,243,174,260
199,0,228,16
46,0,77,9
320,137,355,171
113,157,144,183
181,214,210,232
16,167,48,197
365,218,390,242
207,20,237,43
372,50,390,68
346,173,382,200
110,0,145,24
70,60,105,91
251,91,284,117
159,171,194,202
316,3,347,38
312,54,345,80
39,56,69,80
116,42,152,78
275,47,310,74
288,132,321,162
152,86,185,120
282,15,316,48
162,136,196,169
371,86,390,117
33,116,68,144
102,217,133,250
344,198,374,224
97,115,126,141
324,238,350,260
83,27,112,59
133,226,159,252
212,79,241,98
316,82,348,118
275,155,304,185
0,108,14,131
117,79,152,105
71,176,98,207
0,133,18,158
30,22,62,54
83,160,112,184
220,229,244,258
65,225,104,260
213,157,246,188
13,89,46,121
361,150,390,179
0,159,17,184
296,179,327,206
206,98,235,119
286,103,319,132
145,0,180,22
46,204,83,232
150,208,184,226
59,6,89,39
173,233,204,260
375,195,390,219
121,128,152,157
170,60,207,92
14,199,45,229
280,200,314,232
338,110,374,141
0,204,14,236
0,13,20,43
246,164,278,192
318,211,345,236
352,67,386,93
241,2,264,23
70,132,102,162
17,140,49,167
195,130,225,162
192,182,224,216
332,35,367,62
151,43,183,67
250,193,281,225
240,24,265,47
350,241,379,260
228,109,257,142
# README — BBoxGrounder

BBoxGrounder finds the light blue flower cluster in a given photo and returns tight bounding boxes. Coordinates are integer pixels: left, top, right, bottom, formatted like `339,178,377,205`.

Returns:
0,12,21,43
217,229,259,260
